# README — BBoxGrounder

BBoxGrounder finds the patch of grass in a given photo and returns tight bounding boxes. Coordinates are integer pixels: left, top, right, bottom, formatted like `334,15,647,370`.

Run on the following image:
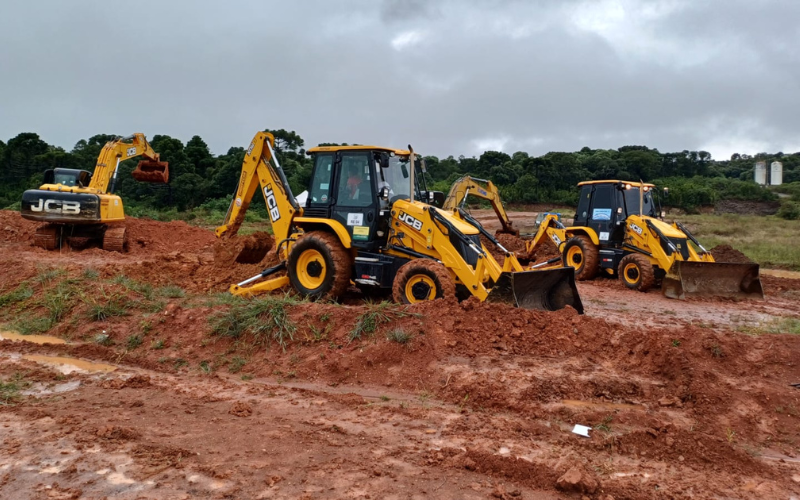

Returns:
82,268,99,280
112,275,154,300
35,266,66,285
126,334,143,350
203,292,246,307
241,374,253,381
738,317,800,336
209,295,298,351
349,302,412,342
595,415,613,433
94,333,113,346
173,358,188,369
387,328,413,344
680,214,800,271
306,322,331,343
9,316,53,335
671,339,681,347
42,285,75,325
86,291,131,321
150,339,165,350
726,427,736,443
199,360,212,374
709,344,724,358
229,356,246,374
0,378,22,406
140,320,152,335
380,395,390,402
157,285,185,299
0,283,34,308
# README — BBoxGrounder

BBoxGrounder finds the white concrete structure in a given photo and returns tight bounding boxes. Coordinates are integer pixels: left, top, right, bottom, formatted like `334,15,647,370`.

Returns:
770,161,783,186
754,161,767,185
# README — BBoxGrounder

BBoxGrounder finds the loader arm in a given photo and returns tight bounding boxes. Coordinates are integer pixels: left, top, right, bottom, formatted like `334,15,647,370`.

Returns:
215,132,301,246
524,214,567,256
443,176,518,235
88,133,165,193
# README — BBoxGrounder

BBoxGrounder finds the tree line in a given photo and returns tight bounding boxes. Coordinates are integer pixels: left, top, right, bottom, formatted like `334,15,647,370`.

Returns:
1,130,798,214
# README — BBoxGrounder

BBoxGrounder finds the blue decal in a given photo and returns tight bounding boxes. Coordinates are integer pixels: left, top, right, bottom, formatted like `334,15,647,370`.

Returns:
592,208,612,221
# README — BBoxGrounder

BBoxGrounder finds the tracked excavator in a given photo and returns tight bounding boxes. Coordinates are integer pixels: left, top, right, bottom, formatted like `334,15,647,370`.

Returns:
526,180,763,300
443,176,519,235
215,131,583,312
20,133,168,252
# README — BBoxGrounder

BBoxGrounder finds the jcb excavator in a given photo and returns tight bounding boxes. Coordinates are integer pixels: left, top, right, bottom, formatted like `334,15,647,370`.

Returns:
443,176,519,235
20,134,169,252
527,180,763,299
215,132,583,312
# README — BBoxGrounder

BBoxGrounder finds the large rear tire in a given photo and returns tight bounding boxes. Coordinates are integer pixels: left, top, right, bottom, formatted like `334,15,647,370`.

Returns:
618,253,655,292
287,231,352,300
392,259,455,304
562,235,599,280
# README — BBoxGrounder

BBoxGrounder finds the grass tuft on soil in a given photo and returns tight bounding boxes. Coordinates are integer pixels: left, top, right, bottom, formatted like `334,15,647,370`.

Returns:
210,295,299,351
349,302,412,342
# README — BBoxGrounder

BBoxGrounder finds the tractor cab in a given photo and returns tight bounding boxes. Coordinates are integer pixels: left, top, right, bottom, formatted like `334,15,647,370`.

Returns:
574,180,659,246
304,145,443,252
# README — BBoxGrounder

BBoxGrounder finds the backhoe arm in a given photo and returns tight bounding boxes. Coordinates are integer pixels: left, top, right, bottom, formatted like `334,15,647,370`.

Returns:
524,214,565,256
89,133,164,193
443,176,518,235
215,132,301,246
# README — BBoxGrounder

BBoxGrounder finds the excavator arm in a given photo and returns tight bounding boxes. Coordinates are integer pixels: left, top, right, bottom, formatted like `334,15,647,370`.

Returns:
443,176,518,235
88,133,168,193
215,132,301,248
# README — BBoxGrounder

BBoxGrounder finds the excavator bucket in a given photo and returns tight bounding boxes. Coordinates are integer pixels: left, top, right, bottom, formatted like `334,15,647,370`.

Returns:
662,261,764,300
131,160,170,183
487,268,584,313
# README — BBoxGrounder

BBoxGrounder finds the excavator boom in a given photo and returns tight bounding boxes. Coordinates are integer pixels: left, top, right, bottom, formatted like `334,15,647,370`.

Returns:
443,176,518,235
90,133,169,192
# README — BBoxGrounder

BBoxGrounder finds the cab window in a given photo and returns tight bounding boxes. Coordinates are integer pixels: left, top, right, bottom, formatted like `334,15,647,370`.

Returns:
309,153,334,204
337,152,372,207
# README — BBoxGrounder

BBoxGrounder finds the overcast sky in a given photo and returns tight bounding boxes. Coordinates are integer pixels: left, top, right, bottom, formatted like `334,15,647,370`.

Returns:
1,0,798,160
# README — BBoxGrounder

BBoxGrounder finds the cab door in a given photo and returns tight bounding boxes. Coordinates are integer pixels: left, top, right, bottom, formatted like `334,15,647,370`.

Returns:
587,183,616,244
331,151,380,250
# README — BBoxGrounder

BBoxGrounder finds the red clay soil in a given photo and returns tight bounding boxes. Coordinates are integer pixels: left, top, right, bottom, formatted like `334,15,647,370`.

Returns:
1,209,800,498
710,244,754,264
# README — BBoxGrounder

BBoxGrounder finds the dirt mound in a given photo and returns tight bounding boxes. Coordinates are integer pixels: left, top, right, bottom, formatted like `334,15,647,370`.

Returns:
0,210,39,243
715,199,780,215
214,232,274,266
125,218,216,255
710,244,753,264
494,233,526,253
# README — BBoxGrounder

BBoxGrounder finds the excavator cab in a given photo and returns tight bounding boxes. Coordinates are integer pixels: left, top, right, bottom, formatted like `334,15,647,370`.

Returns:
43,168,93,188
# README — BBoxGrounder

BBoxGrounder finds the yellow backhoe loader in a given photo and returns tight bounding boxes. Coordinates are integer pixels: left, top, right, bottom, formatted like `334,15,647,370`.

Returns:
443,176,518,235
526,180,763,299
20,134,169,252
215,132,583,312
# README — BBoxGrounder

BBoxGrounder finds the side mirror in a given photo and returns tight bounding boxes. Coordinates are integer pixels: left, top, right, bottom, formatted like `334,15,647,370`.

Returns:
43,169,55,184
379,186,390,201
379,153,389,170
418,158,427,173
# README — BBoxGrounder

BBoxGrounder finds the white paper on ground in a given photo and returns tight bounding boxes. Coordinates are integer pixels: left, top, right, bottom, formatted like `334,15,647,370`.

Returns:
572,424,591,437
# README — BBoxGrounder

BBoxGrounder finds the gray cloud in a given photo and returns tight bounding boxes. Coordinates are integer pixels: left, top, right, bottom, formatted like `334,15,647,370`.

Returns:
0,0,798,160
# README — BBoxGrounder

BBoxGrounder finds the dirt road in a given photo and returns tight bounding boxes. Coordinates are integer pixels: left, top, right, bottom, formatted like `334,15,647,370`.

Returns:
1,210,799,499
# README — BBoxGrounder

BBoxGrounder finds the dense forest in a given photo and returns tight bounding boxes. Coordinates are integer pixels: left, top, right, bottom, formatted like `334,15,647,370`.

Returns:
1,130,799,218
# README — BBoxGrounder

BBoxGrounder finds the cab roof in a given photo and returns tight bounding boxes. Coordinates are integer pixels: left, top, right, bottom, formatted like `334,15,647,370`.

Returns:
307,145,410,156
578,180,656,188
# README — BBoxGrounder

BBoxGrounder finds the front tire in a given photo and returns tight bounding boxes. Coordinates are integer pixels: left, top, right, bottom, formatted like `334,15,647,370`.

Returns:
288,232,352,300
392,259,455,304
562,235,599,280
618,253,655,292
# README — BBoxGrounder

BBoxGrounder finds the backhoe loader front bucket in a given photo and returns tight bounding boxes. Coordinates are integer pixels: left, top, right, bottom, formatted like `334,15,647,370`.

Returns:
131,160,170,183
662,261,764,300
487,268,584,313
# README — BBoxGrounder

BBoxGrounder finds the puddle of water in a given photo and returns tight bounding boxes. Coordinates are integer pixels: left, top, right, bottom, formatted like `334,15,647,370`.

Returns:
21,380,81,396
0,330,65,345
22,355,116,374
562,399,646,411
762,269,800,280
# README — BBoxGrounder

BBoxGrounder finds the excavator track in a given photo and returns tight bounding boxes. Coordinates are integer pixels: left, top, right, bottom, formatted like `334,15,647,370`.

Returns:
102,226,128,253
33,224,61,250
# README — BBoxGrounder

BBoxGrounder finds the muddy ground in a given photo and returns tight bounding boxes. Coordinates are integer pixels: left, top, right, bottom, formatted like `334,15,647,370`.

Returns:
1,209,800,499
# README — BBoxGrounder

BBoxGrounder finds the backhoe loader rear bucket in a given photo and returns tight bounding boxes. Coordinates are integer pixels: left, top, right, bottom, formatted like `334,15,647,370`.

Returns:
662,261,764,300
131,160,170,183
487,268,584,313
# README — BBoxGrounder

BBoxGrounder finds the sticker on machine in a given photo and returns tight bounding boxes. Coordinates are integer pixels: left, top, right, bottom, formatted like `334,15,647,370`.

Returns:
592,208,612,221
599,231,610,241
352,226,370,240
347,213,364,226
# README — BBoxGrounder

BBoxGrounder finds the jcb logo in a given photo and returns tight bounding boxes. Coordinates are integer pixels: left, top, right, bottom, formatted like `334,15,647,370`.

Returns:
30,199,81,215
398,212,423,231
550,233,562,246
629,223,643,235
126,147,137,157
264,186,280,222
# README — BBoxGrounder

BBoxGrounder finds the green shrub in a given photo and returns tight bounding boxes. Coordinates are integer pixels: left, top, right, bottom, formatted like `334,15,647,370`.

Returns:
777,201,800,220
